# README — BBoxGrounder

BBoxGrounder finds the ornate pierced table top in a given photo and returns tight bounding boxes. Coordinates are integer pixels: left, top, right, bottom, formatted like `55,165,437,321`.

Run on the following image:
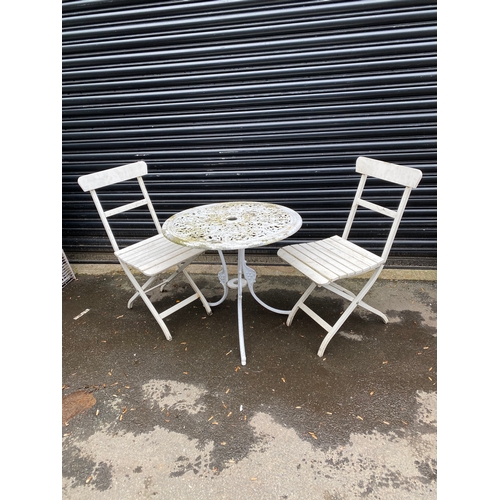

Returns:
163,201,302,250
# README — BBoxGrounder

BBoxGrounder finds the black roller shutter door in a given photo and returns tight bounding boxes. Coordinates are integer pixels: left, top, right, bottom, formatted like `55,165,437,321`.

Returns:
62,0,437,266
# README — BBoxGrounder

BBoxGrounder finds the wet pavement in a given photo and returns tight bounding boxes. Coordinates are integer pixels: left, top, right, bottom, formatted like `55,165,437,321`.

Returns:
62,263,437,499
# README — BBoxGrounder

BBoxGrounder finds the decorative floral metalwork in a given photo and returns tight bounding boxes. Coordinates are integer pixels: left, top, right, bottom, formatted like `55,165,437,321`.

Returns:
163,201,302,250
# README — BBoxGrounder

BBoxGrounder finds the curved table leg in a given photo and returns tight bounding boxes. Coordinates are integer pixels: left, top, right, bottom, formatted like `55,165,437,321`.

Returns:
220,249,291,366
207,250,230,307
241,251,292,315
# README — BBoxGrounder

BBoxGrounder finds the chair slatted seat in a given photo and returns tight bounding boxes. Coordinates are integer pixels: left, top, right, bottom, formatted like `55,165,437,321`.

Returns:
115,234,202,277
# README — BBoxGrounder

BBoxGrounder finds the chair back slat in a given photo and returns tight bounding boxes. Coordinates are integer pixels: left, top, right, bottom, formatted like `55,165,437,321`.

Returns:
356,156,422,188
78,161,148,192
356,199,398,218
105,198,149,218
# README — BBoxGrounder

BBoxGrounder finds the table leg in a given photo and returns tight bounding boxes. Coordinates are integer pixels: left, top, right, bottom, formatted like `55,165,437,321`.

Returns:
241,252,293,315
237,248,247,366
207,250,229,307
219,249,290,366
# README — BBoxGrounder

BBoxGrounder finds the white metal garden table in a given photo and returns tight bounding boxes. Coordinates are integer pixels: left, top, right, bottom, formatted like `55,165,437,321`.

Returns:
162,201,302,365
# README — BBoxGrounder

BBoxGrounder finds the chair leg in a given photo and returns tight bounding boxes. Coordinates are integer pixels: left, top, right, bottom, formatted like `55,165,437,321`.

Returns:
128,276,157,309
119,262,173,341
128,266,184,309
317,267,385,357
323,282,388,324
182,269,213,315
286,281,317,326
128,271,186,310
157,256,201,293
128,257,215,316
119,257,217,341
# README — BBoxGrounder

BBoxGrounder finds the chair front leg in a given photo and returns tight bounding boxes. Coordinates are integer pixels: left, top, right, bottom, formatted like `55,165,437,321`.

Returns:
119,261,173,341
324,282,388,323
182,269,213,316
286,281,317,326
317,267,384,357
158,256,199,293
128,275,157,309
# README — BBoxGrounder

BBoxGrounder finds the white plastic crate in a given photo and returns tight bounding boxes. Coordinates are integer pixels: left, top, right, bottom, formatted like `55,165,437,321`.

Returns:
62,250,76,288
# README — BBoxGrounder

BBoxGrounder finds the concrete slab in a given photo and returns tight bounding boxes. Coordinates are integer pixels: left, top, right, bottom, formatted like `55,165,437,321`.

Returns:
62,266,437,499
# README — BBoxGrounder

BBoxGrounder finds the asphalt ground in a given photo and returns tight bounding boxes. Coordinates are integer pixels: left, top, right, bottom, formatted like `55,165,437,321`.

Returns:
61,261,438,499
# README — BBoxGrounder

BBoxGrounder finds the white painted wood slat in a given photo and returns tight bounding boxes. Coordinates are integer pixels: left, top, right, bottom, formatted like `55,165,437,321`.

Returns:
303,241,356,278
116,234,203,276
356,156,422,187
318,237,380,270
278,235,382,285
78,161,148,191
105,198,149,217
278,245,341,284
356,199,397,218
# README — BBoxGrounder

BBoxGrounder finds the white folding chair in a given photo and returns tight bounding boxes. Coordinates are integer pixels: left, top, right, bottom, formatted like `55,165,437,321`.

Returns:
78,160,217,341
277,156,422,357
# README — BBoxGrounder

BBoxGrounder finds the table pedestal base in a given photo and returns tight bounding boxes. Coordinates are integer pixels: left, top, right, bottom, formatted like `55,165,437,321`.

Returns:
209,249,292,366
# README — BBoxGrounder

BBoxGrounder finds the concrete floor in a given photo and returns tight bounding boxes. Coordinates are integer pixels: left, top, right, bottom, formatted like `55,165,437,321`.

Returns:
62,262,437,499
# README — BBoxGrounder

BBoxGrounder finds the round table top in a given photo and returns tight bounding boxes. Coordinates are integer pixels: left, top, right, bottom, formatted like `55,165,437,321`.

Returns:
162,201,302,250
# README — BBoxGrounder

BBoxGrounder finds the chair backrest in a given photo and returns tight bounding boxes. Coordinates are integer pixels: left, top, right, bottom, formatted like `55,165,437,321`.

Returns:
343,156,423,262
78,161,162,253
